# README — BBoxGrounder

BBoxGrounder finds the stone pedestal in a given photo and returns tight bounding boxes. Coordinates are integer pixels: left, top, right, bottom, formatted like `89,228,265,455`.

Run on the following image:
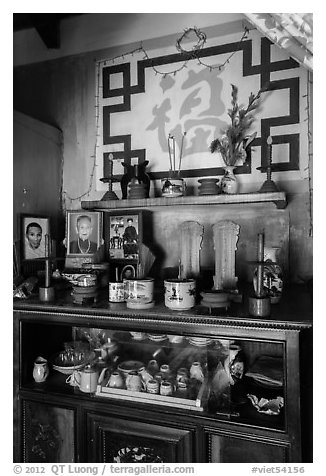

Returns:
212,220,240,290
179,221,204,279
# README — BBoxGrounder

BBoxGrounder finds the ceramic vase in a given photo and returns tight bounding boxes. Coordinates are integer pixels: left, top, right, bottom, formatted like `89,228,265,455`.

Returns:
221,166,239,194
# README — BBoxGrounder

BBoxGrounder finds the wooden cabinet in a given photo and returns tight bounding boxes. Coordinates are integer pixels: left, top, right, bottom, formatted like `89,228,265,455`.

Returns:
13,284,312,463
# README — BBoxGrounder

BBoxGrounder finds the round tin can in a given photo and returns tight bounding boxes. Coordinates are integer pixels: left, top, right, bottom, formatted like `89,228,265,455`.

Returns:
124,278,154,304
164,279,196,310
108,282,125,302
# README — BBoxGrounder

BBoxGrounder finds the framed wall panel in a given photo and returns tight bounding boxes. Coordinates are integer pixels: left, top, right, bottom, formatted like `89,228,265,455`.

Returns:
87,412,193,463
22,399,76,463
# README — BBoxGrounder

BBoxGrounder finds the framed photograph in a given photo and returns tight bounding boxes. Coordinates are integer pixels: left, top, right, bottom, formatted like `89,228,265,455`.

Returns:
21,214,50,261
105,211,143,261
109,262,137,282
66,211,102,258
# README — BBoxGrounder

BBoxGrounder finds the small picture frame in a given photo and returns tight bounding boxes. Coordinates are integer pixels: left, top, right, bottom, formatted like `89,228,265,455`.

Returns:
105,211,143,261
109,262,137,282
21,214,50,261
66,211,102,257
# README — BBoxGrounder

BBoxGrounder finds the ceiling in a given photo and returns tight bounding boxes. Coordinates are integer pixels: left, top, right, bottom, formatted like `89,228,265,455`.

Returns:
13,13,85,48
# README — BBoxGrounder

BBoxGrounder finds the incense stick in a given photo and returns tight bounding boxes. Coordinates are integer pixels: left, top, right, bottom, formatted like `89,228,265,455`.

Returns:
168,135,173,172
178,131,186,175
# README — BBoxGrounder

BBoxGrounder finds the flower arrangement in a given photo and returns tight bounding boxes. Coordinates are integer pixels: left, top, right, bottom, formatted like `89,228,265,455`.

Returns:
210,83,269,167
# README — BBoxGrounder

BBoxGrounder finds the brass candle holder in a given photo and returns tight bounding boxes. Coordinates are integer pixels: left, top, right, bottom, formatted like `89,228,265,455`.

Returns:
100,153,119,200
257,136,279,193
39,234,55,302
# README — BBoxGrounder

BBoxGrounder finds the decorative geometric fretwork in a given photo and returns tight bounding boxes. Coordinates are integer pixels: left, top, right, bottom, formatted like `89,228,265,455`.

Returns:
100,35,301,180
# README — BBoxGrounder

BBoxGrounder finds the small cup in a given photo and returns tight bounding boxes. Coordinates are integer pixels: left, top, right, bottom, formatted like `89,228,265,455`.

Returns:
125,370,144,392
108,282,125,303
146,379,160,394
164,279,196,310
160,380,173,396
107,371,125,389
124,278,154,304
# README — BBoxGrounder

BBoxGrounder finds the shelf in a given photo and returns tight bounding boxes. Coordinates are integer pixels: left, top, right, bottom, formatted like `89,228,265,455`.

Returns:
81,192,287,211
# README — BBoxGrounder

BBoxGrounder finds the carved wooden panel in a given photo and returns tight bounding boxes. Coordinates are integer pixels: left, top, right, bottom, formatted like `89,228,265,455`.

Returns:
22,399,75,463
87,413,193,463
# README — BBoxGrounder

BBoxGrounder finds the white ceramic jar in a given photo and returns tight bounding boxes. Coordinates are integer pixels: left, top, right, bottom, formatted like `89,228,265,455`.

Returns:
164,279,196,310
124,278,154,304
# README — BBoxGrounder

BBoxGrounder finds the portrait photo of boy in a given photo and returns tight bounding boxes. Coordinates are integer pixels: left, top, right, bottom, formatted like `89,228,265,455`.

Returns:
22,216,50,260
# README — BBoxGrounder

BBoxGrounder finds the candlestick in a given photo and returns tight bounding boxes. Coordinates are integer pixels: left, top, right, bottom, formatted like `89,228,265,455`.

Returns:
256,233,264,298
257,233,264,262
257,135,279,193
100,153,119,200
44,234,51,288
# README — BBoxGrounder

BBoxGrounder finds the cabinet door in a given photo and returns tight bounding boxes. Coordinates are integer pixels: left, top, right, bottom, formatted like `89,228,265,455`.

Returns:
87,412,193,463
21,399,76,463
207,430,289,463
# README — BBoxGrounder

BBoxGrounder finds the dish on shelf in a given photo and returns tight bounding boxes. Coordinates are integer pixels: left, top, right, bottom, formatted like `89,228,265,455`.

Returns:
118,360,145,375
188,337,213,346
50,351,96,375
148,334,167,342
167,335,184,344
130,332,147,341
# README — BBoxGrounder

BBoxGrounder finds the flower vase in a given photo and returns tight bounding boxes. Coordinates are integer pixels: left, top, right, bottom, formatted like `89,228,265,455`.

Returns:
221,166,239,194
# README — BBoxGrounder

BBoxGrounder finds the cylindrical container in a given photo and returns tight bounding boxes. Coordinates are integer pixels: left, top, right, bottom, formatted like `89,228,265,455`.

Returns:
161,177,185,197
124,278,154,304
164,279,196,310
160,364,171,379
146,379,160,394
126,370,144,392
33,356,49,383
108,282,125,302
248,296,271,317
76,274,97,287
160,380,173,396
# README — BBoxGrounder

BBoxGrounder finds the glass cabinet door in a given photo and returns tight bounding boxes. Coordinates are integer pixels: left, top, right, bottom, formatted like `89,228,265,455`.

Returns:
20,322,285,430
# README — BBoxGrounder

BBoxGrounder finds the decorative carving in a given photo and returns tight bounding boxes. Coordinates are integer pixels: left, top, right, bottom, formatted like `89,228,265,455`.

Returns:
212,220,240,291
179,221,204,279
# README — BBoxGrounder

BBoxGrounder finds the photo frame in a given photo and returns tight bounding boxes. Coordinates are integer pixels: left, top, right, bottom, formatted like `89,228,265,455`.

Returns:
109,262,137,282
66,211,102,258
21,214,50,261
105,211,143,262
